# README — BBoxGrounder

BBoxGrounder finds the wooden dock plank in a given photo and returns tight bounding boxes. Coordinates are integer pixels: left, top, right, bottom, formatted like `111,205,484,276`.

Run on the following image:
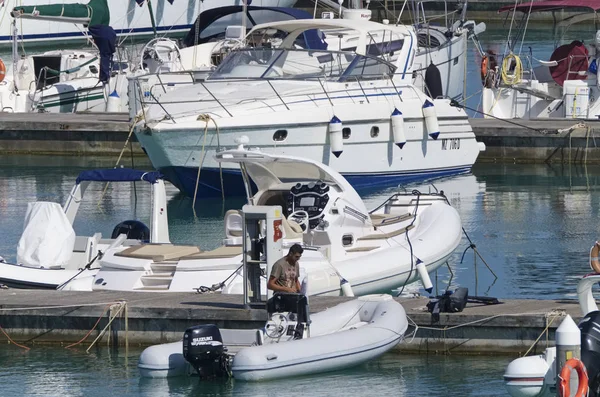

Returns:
0,289,583,355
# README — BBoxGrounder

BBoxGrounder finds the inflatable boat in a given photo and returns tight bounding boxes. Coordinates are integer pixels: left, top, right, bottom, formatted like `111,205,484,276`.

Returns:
0,168,170,289
76,147,462,294
138,293,407,381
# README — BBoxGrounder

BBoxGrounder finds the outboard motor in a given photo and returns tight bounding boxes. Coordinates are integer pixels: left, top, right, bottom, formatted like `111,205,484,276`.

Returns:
579,311,600,396
182,324,228,378
111,220,150,241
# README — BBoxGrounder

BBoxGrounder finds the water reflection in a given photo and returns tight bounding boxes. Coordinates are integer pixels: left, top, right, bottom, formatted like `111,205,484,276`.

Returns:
135,353,509,397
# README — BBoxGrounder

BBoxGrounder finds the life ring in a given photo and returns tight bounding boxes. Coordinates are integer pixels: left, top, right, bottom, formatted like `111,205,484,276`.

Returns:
558,358,588,397
590,241,600,273
0,58,5,83
481,55,488,85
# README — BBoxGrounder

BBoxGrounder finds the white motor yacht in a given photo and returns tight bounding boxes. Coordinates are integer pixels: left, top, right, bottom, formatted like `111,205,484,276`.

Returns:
131,18,486,199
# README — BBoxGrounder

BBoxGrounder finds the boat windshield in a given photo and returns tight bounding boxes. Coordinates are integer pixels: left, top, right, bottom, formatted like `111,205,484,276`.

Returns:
208,48,396,82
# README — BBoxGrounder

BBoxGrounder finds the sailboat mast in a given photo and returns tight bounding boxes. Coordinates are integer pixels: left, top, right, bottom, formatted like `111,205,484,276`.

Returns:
11,20,17,83
242,0,247,40
146,0,158,37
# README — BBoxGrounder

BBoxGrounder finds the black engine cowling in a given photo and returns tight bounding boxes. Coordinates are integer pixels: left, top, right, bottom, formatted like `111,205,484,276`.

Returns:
182,324,227,378
579,311,600,397
111,220,150,241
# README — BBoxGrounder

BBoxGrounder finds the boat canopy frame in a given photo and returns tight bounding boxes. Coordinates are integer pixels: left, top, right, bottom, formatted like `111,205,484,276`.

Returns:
499,0,600,51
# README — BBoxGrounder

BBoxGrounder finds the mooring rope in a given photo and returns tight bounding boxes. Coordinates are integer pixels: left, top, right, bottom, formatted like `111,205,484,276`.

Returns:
195,263,244,294
85,302,127,353
0,324,30,350
394,190,421,297
64,303,112,349
417,310,566,332
523,310,565,356
97,113,145,210
191,114,224,216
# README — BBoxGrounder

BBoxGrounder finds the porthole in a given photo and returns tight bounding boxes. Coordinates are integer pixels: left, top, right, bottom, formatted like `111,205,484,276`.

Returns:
273,129,288,142
342,234,354,247
370,126,379,138
342,127,351,139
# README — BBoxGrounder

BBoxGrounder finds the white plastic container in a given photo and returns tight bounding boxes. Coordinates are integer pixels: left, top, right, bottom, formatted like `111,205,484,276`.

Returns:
563,80,590,118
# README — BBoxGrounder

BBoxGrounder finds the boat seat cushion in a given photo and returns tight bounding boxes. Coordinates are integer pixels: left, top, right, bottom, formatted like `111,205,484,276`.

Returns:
224,209,243,238
181,245,243,259
115,244,201,261
370,213,413,228
345,246,379,252
357,224,415,240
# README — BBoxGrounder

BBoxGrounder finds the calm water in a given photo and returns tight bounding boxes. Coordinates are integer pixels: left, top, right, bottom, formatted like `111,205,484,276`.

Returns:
0,346,510,397
1,23,599,396
0,156,591,396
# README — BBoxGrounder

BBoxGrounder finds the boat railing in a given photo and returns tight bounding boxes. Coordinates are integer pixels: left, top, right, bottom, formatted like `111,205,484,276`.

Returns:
128,70,406,122
413,0,459,29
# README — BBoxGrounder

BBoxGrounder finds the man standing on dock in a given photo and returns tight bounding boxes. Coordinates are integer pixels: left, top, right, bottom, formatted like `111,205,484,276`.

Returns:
267,244,303,293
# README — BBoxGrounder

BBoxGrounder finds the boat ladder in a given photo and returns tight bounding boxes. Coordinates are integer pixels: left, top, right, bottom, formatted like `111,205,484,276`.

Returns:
136,261,177,291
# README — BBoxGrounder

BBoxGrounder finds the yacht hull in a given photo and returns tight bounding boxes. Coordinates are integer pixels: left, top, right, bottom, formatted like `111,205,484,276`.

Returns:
0,0,297,47
137,95,482,198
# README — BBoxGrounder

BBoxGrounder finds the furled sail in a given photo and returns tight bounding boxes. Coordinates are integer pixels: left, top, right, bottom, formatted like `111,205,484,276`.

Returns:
11,0,109,26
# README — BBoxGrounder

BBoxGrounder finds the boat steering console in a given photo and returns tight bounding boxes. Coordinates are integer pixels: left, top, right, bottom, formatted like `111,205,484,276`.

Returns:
286,180,330,230
265,292,310,341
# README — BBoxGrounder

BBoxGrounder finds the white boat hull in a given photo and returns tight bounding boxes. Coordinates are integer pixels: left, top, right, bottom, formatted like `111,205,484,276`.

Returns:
0,261,96,290
90,199,462,294
0,0,297,47
137,94,482,198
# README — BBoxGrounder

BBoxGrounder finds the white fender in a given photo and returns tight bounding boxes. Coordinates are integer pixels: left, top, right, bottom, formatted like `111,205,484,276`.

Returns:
577,273,600,316
416,260,433,293
328,115,343,158
340,278,355,297
391,108,406,149
422,100,440,140
106,89,122,112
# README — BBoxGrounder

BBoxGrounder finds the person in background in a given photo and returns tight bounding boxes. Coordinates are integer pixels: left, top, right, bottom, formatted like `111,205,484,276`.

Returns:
267,244,303,293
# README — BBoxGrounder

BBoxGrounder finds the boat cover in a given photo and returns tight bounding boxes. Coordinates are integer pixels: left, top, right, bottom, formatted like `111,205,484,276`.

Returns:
76,169,163,184
11,0,110,26
182,6,326,50
549,41,589,86
17,202,76,268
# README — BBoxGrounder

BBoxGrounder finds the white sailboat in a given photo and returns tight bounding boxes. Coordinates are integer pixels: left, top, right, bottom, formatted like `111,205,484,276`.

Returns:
480,0,600,120
0,0,297,47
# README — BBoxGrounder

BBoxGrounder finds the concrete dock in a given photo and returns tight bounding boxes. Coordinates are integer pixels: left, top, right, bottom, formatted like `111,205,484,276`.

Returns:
0,289,581,355
0,112,143,156
1,112,600,164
